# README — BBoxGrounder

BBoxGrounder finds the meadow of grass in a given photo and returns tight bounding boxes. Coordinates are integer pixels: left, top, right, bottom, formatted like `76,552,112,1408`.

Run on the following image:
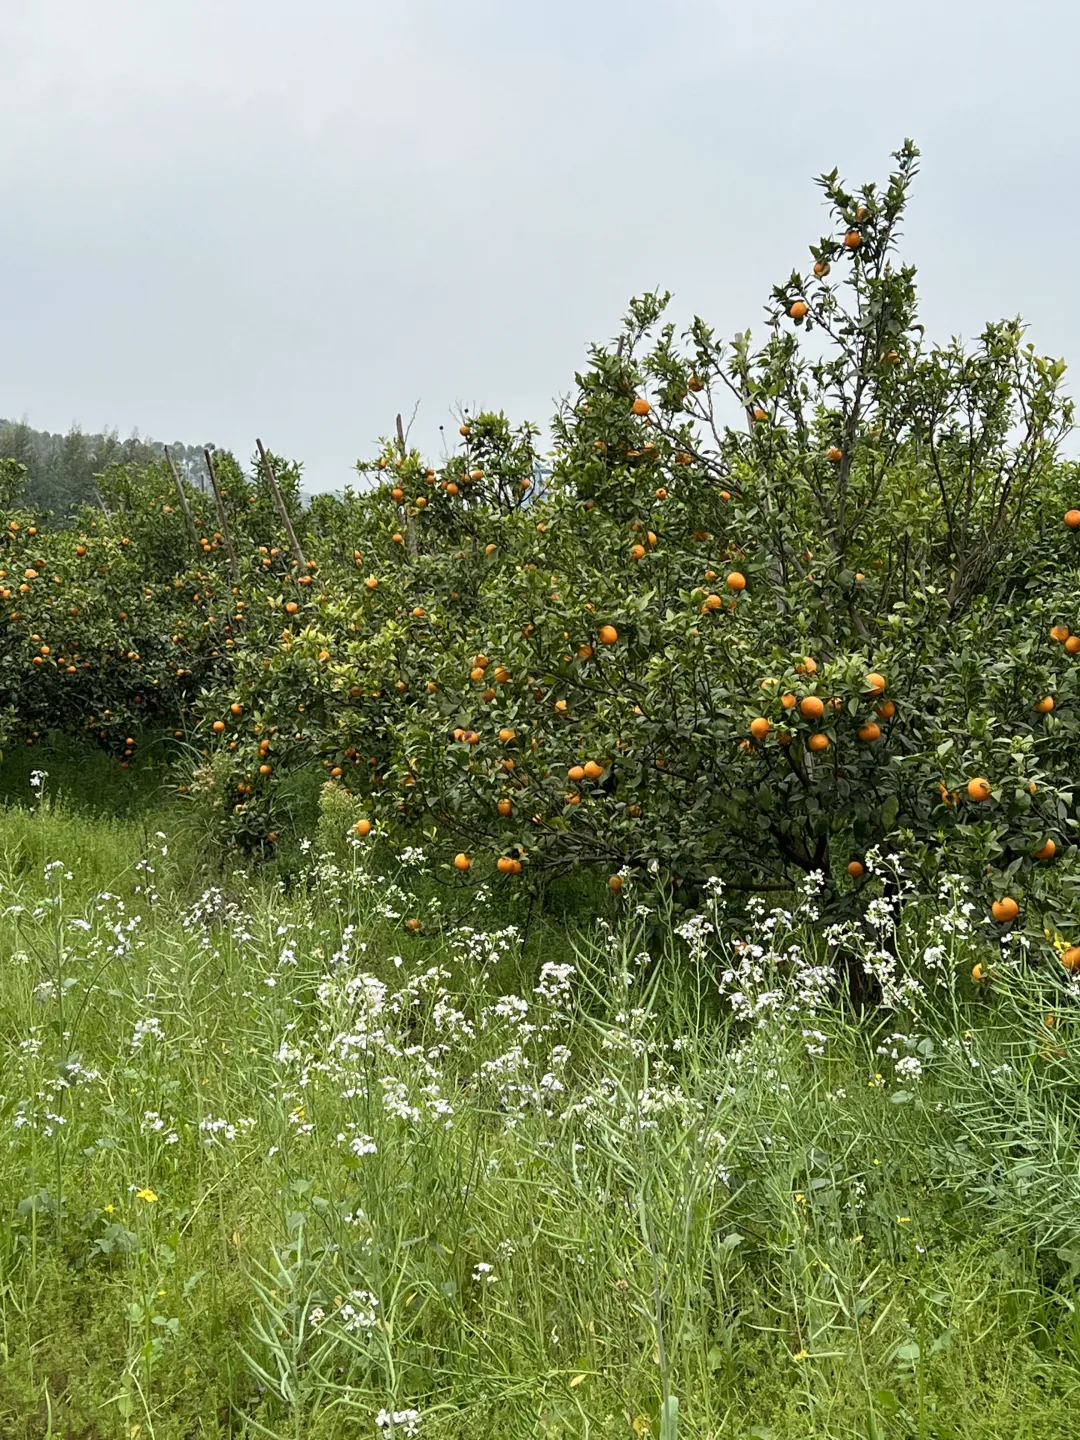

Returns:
3,753,1080,1438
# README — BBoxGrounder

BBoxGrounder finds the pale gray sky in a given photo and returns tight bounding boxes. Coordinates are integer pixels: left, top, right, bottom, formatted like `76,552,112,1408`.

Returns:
2,0,1077,491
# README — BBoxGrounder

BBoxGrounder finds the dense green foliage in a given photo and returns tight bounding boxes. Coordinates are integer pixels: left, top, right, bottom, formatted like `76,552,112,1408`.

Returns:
0,418,209,516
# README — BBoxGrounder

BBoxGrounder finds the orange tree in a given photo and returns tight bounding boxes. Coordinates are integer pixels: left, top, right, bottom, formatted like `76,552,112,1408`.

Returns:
0,447,307,767
198,141,1080,942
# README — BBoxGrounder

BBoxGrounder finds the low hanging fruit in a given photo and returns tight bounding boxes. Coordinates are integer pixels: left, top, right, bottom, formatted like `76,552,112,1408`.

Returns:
991,897,1019,923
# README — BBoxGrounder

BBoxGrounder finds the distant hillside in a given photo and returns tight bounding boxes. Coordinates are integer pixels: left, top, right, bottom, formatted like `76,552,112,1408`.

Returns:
0,419,212,517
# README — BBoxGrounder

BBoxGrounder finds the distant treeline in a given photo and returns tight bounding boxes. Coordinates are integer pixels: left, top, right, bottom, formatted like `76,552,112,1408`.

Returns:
0,419,213,517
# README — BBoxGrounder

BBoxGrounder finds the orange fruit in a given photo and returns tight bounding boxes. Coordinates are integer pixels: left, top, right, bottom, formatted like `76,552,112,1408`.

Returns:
847,860,864,878
498,728,516,743
598,625,618,645
608,875,623,894
497,798,513,817
750,717,770,740
813,260,830,277
788,299,809,321
991,897,1019,923
726,571,746,592
1050,624,1070,642
971,963,986,983
702,593,723,612
583,760,604,780
844,229,862,249
655,487,667,500
568,765,586,782
966,777,991,802
390,487,404,502
858,722,881,743
1034,838,1056,860
212,720,226,733
405,918,420,932
631,543,646,561
1066,510,1080,530
365,576,379,590
781,693,797,709
631,397,651,416
751,406,768,423
807,732,830,752
231,702,243,715
1062,946,1080,973
1067,636,1080,655
875,700,896,720
826,446,843,463
1036,696,1055,713
800,696,825,720
355,818,372,836
864,672,886,696
453,853,471,872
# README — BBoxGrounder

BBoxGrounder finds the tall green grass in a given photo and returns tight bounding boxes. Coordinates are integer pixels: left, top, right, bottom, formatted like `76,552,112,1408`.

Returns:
2,779,1080,1438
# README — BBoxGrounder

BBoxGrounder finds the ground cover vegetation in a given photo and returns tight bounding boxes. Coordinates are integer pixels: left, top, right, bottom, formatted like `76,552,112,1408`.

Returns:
3,142,1080,1436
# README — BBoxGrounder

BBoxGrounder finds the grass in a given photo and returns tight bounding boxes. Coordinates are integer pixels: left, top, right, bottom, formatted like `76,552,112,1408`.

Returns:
2,760,1080,1437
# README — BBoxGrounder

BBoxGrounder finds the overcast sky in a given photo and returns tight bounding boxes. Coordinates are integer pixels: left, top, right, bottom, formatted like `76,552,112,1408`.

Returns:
2,0,1078,491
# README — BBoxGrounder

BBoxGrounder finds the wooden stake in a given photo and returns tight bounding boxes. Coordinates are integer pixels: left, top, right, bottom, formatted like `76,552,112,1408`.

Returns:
396,413,418,559
204,448,240,583
256,438,308,570
164,446,200,552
